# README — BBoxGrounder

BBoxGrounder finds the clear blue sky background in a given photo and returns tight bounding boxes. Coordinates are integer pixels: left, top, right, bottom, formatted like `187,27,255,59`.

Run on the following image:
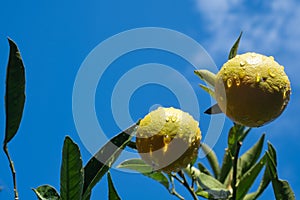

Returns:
0,0,299,199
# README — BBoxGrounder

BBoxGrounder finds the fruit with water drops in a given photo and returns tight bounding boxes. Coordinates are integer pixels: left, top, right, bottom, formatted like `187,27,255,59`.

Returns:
136,107,201,173
215,52,291,127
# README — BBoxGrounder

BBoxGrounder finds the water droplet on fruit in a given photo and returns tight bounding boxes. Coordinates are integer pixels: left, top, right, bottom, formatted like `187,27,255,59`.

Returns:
268,68,276,78
239,71,246,79
269,56,274,60
236,78,241,86
240,61,245,66
256,73,261,83
171,116,177,122
227,78,233,88
165,117,170,122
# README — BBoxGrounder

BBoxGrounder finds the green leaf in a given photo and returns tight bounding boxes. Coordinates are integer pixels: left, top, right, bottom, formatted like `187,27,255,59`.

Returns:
199,84,215,99
107,172,121,200
194,69,216,87
33,185,60,200
60,136,83,200
82,122,139,200
228,32,243,60
219,124,246,183
4,38,25,145
238,134,265,177
204,104,222,115
118,158,169,190
271,179,295,200
266,143,295,200
236,154,267,200
197,162,212,176
201,143,220,178
244,167,271,200
194,170,230,200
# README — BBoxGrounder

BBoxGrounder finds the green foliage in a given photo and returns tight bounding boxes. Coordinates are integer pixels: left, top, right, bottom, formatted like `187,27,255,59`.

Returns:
118,158,170,190
60,136,84,200
1,34,296,200
82,122,139,200
33,185,60,200
107,172,121,200
4,38,26,145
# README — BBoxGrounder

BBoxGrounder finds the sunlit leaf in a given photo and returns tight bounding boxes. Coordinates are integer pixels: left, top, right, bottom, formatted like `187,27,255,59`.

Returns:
82,122,139,200
4,38,25,145
199,84,215,99
228,32,243,60
236,154,267,200
107,172,121,200
204,104,222,115
201,143,220,178
60,136,83,200
238,134,265,176
194,69,216,87
118,158,169,190
33,185,60,200
194,170,230,200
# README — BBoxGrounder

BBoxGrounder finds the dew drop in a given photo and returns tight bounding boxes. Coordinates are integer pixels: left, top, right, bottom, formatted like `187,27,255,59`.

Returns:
227,78,233,88
236,78,241,86
171,116,177,122
165,117,170,122
240,61,246,67
239,71,246,79
256,73,261,83
268,68,276,78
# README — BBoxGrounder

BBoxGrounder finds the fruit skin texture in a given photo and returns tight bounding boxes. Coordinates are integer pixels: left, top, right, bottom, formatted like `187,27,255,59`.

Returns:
215,52,291,127
136,107,201,173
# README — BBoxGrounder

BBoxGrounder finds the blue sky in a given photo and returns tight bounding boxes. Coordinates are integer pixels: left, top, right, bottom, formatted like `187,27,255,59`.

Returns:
0,0,299,199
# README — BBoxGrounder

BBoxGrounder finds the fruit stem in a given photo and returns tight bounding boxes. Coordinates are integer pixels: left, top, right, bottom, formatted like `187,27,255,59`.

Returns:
232,140,242,200
171,171,198,200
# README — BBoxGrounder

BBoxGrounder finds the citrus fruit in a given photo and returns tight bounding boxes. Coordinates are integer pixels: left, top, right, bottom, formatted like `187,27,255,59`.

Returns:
215,52,291,127
136,107,201,173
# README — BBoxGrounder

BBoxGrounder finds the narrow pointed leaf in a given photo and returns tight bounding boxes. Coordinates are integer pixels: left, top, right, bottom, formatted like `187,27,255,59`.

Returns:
238,134,265,176
244,167,271,200
236,154,267,200
82,122,139,200
60,136,83,200
33,185,60,200
219,124,246,183
201,143,220,178
4,38,25,145
107,172,121,200
194,69,216,87
266,143,295,200
197,162,212,176
118,158,169,190
199,84,215,99
228,32,243,60
204,104,222,115
272,179,295,200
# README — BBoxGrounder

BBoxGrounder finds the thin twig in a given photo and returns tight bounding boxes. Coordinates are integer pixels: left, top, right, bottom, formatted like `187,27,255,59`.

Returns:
232,141,242,200
169,174,184,200
3,145,19,200
177,170,198,200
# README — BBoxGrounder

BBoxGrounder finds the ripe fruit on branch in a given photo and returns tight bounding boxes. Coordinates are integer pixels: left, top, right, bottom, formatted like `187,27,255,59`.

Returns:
215,52,291,127
136,107,201,173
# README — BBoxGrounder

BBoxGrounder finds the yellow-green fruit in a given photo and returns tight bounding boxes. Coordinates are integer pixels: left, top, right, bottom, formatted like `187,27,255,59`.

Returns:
215,52,291,127
136,107,201,173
